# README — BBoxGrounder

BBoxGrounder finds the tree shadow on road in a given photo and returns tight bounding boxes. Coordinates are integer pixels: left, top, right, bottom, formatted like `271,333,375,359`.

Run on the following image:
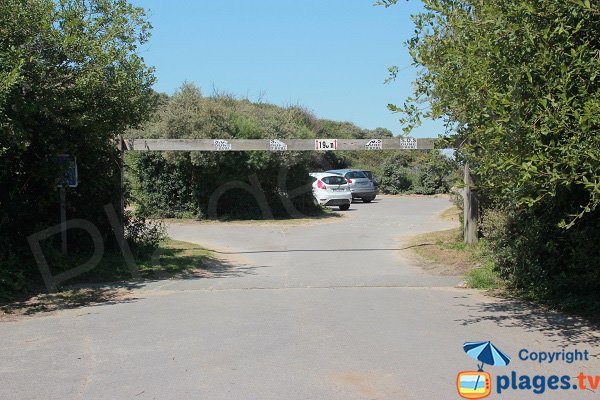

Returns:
0,285,141,320
139,243,264,280
0,244,261,321
454,295,600,347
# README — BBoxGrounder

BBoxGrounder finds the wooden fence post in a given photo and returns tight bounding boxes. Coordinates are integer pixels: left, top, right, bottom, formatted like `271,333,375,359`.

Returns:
463,162,479,244
118,135,125,225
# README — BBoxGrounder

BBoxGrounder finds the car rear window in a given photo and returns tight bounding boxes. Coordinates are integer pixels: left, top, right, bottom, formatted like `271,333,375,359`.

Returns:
322,176,347,185
362,171,373,179
346,171,367,179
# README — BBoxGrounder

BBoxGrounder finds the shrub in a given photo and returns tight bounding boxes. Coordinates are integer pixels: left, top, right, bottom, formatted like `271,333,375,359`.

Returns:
128,151,321,220
412,153,458,195
123,212,167,259
379,166,413,194
0,0,155,299
481,207,600,311
377,151,459,195
0,250,27,301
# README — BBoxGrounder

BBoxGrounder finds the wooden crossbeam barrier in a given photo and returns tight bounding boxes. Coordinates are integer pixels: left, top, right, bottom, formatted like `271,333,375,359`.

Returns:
124,138,446,151
118,136,475,242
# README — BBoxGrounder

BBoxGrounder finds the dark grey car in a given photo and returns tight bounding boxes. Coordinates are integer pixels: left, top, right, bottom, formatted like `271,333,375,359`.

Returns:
326,169,377,202
361,170,379,192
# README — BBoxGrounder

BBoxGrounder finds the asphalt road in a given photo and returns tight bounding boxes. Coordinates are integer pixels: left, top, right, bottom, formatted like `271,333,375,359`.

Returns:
1,196,599,399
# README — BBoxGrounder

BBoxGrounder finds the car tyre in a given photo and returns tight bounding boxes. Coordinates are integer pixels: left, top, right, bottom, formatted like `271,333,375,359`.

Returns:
362,197,373,203
312,195,320,207
339,204,350,211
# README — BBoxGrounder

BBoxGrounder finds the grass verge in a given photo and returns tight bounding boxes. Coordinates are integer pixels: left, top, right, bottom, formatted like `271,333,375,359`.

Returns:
136,239,212,279
163,207,344,225
409,227,505,289
0,239,214,320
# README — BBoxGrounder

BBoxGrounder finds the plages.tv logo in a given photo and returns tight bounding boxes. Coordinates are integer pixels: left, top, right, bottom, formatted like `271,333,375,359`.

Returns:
457,341,511,399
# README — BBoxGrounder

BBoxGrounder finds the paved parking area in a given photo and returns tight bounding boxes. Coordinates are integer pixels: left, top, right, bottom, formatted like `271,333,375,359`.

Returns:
1,196,598,399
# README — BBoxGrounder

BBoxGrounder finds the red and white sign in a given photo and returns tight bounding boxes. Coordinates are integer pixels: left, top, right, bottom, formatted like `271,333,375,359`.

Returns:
315,139,338,151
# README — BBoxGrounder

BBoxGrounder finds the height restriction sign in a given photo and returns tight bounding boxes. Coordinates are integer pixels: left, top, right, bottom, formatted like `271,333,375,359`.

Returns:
315,139,337,151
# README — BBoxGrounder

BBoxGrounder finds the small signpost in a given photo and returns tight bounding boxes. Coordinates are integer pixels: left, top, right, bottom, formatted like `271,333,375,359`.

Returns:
315,139,337,151
56,155,78,255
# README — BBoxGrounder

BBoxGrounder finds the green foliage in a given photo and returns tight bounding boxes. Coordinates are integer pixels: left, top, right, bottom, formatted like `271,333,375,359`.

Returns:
395,0,600,222
377,151,459,194
123,212,167,259
481,207,600,311
383,0,600,309
0,251,26,301
466,259,503,290
128,149,321,219
379,154,414,194
126,83,396,219
0,0,156,300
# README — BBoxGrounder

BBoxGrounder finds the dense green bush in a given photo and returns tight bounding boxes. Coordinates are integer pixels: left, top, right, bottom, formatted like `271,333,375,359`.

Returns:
382,0,600,310
128,151,320,219
0,0,156,299
123,212,167,258
126,83,398,219
377,151,458,195
482,206,600,311
379,163,413,195
0,251,26,301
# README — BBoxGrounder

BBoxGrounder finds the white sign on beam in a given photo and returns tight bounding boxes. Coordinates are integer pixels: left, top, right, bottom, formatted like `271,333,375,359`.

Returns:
269,139,288,151
214,139,232,151
364,139,383,150
399,138,418,149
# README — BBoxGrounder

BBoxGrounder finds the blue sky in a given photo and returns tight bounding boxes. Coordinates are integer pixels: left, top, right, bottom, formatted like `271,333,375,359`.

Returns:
134,0,444,138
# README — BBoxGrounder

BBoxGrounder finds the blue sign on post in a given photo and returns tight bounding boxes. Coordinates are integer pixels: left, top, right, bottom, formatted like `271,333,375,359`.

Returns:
55,154,78,188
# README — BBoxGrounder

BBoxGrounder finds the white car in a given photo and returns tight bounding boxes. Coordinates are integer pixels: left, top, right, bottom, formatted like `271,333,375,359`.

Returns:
309,173,352,211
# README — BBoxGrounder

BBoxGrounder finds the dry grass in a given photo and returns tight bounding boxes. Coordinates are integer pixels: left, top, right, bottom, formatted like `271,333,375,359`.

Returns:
438,205,461,222
408,226,504,290
408,228,481,276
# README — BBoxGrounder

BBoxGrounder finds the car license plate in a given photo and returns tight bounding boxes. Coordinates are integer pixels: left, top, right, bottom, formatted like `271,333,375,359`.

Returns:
332,188,344,192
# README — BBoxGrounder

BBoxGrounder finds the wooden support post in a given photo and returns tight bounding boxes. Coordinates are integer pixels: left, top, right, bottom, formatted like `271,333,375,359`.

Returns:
463,162,478,244
118,135,125,225
59,186,67,254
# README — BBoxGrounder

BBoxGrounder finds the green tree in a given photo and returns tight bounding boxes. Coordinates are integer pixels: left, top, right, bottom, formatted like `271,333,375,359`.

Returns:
384,0,599,223
0,0,156,298
380,0,600,309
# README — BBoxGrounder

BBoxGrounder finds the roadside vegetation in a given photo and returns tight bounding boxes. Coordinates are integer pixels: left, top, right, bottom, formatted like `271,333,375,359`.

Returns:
0,1,159,301
411,227,504,289
409,206,504,289
0,0,456,301
381,0,600,312
0,238,215,318
125,83,459,219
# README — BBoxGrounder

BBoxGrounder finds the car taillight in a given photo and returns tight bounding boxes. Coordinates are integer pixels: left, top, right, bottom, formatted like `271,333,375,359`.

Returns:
346,178,352,184
317,180,327,190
